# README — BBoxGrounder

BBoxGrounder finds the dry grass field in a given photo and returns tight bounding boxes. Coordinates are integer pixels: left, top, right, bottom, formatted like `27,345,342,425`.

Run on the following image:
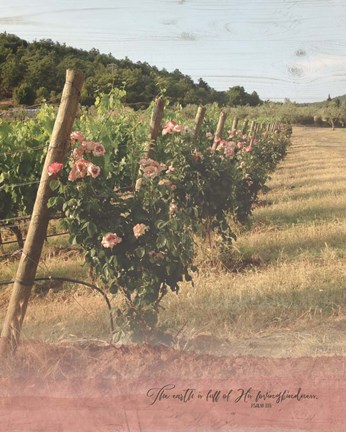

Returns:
0,126,345,357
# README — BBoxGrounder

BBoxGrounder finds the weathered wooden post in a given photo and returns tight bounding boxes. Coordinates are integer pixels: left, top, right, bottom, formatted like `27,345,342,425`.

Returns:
255,122,261,138
241,119,249,134
212,111,227,150
192,106,206,145
249,120,256,137
144,98,165,159
135,98,164,191
231,116,239,132
0,69,84,355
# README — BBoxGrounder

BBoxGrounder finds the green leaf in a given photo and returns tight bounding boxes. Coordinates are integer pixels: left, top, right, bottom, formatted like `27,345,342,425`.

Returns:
155,220,169,230
47,196,59,208
156,234,167,249
136,247,146,258
49,179,60,191
87,222,98,237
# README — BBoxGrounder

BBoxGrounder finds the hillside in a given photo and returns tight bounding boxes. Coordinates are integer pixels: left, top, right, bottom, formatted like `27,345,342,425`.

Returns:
0,32,261,108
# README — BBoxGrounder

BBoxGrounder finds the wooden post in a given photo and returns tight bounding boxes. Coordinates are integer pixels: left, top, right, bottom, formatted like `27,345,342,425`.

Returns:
0,70,84,355
231,116,239,132
192,106,206,145
241,119,249,134
135,98,164,191
255,123,261,137
249,120,256,136
212,111,227,150
146,98,164,159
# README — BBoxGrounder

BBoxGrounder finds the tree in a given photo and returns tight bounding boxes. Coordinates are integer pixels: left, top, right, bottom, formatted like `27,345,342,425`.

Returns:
227,86,262,107
227,86,248,106
248,91,262,107
320,100,346,130
13,82,36,105
0,53,26,90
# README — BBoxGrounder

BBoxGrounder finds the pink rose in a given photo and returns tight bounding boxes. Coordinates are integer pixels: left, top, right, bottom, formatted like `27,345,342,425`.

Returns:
224,141,234,158
158,179,172,187
75,159,89,175
72,146,85,160
162,121,184,136
70,131,85,142
81,141,97,152
87,163,101,178
206,131,213,139
48,162,63,176
142,165,161,178
133,223,149,238
67,165,80,181
68,159,100,181
101,232,122,248
139,158,166,178
68,165,82,182
173,124,184,132
92,143,106,157
162,121,176,135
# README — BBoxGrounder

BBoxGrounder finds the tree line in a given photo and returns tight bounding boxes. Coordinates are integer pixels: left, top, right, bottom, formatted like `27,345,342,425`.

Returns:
0,32,262,108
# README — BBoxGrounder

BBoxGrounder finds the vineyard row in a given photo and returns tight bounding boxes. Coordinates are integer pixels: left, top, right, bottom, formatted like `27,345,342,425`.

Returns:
0,71,291,349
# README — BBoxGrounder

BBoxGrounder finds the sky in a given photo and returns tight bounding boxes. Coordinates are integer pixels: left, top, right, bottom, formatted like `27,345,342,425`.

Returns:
1,0,346,102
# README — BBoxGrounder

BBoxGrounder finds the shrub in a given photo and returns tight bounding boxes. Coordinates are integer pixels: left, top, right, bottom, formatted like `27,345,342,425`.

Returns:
13,83,36,105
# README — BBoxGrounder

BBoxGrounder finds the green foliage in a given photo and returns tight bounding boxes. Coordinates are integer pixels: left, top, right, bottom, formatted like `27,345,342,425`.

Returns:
13,83,36,105
0,104,54,220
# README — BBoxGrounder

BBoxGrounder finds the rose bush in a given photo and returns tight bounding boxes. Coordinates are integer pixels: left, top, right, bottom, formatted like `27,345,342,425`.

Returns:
48,94,196,341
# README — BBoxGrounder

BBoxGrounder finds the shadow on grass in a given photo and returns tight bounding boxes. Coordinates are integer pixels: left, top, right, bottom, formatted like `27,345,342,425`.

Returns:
255,203,346,226
232,228,346,265
269,187,346,203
